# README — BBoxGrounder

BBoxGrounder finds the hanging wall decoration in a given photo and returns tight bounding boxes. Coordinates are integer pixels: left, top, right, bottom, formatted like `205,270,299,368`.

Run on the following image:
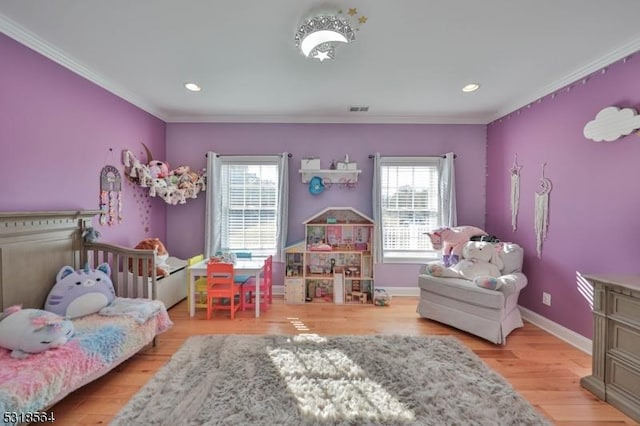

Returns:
510,154,522,232
583,106,640,142
99,165,123,226
534,163,552,258
122,143,206,205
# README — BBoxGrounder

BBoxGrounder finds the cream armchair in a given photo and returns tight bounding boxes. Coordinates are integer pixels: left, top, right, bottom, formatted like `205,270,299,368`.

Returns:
416,243,527,344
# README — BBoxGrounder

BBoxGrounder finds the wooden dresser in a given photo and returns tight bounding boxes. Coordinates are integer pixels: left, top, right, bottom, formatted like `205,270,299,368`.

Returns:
581,274,640,423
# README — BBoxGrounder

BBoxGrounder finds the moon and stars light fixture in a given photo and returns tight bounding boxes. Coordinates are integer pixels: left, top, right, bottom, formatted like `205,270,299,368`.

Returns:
295,8,366,62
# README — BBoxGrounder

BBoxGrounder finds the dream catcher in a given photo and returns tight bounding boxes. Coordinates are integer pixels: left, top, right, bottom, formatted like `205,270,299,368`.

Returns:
510,154,522,232
534,163,552,258
100,165,123,226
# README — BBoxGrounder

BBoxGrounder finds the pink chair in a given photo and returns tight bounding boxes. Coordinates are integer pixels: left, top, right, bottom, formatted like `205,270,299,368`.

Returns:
242,255,272,311
206,262,242,320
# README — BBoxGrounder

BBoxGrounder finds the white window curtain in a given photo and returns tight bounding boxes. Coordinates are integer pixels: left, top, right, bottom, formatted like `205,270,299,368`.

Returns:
275,153,289,260
372,153,384,264
204,153,289,259
204,151,222,257
373,153,457,263
439,152,457,227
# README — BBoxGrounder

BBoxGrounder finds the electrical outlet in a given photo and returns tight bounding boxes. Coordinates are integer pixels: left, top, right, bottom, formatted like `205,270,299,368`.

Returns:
542,292,551,306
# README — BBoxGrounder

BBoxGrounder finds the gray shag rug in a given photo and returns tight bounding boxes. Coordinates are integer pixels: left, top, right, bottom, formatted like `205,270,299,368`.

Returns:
111,334,550,426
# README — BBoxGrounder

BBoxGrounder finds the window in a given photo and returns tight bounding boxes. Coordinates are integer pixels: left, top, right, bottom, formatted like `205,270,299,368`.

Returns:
379,157,441,262
220,159,279,258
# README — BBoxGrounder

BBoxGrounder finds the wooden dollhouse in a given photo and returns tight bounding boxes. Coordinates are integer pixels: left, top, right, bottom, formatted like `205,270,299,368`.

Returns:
283,207,375,304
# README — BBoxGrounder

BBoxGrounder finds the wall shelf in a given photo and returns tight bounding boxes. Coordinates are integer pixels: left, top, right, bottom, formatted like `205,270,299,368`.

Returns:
299,169,361,185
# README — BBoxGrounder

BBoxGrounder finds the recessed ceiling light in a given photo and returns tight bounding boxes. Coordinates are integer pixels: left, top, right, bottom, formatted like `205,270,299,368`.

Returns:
184,82,202,92
462,83,480,93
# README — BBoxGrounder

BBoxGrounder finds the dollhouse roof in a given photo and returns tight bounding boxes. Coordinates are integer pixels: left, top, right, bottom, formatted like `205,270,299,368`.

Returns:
302,207,374,225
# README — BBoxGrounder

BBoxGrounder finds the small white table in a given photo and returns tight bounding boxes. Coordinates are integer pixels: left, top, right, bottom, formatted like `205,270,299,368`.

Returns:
187,258,265,318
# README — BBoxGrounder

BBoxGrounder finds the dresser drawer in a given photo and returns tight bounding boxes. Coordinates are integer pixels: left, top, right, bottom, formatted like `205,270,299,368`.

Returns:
608,321,640,364
606,355,640,403
608,291,640,326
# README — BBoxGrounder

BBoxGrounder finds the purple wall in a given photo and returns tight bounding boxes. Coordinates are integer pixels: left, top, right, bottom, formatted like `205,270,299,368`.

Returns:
166,123,487,287
0,34,167,246
486,53,640,339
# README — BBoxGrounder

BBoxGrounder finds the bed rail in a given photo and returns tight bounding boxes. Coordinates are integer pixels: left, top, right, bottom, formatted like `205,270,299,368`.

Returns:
82,241,157,300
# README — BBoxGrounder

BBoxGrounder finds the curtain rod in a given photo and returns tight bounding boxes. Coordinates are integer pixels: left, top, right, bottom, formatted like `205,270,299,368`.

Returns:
368,153,456,159
205,153,292,158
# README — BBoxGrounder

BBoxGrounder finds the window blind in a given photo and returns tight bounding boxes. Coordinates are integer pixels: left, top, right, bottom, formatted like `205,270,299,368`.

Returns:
220,162,279,256
380,158,440,260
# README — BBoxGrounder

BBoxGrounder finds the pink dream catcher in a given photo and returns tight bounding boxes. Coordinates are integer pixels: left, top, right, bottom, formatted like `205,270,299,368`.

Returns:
100,165,123,226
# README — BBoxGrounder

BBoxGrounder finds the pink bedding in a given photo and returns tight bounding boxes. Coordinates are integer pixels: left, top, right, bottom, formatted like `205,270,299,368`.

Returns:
0,300,172,425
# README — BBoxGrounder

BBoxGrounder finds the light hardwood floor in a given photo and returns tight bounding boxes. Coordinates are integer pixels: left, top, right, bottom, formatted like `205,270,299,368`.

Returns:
50,296,639,425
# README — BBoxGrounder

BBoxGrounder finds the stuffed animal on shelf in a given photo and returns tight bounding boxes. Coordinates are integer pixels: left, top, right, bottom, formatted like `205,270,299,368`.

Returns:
148,160,169,179
0,305,74,359
82,227,101,243
425,241,507,289
45,263,116,319
425,226,487,266
130,238,171,277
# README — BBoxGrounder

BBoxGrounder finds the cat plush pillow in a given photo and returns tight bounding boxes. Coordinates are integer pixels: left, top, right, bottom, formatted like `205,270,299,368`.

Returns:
0,306,74,359
44,263,116,319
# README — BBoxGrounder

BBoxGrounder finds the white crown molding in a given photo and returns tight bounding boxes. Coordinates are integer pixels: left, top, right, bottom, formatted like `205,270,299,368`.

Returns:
5,10,638,127
490,36,640,123
0,13,167,121
519,306,592,355
166,114,488,125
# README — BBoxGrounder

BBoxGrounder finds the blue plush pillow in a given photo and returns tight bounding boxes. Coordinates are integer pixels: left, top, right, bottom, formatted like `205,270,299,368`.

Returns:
44,263,116,318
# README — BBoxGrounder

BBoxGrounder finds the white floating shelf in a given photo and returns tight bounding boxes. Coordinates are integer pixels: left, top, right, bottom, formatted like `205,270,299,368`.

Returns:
299,169,361,184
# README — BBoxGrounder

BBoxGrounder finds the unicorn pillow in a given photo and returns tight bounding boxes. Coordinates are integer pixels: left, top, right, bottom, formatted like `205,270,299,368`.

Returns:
0,306,74,359
44,263,116,319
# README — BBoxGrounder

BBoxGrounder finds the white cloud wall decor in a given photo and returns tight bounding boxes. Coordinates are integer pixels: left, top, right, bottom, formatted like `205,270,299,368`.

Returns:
583,106,640,142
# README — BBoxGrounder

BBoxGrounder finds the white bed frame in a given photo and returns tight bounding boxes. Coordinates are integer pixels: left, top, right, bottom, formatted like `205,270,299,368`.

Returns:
83,242,187,309
0,210,186,311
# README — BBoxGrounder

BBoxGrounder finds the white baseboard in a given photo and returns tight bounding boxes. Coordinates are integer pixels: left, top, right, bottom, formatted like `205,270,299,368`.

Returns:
519,306,592,354
272,285,420,297
378,286,420,297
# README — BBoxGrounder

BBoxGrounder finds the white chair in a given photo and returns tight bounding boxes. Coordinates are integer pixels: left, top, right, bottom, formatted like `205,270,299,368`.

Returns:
416,242,526,344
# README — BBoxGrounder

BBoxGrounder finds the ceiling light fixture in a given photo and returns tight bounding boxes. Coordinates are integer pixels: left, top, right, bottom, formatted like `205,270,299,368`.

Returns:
462,83,480,93
295,15,356,62
184,82,202,92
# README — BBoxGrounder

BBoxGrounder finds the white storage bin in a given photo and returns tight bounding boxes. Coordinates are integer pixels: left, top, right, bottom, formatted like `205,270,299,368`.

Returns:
301,158,320,169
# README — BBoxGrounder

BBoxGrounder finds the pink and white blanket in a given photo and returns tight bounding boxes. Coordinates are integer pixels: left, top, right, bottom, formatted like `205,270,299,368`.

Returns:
0,299,172,425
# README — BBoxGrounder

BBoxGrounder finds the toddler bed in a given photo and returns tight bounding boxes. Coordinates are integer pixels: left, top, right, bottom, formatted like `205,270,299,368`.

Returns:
0,211,173,425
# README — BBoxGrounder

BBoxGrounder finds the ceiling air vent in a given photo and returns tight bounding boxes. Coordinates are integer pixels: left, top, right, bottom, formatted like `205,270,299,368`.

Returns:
349,106,369,112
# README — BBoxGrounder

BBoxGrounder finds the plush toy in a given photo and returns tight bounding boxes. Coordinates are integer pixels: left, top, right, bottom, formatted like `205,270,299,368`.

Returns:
148,160,169,179
148,177,168,197
45,263,116,319
373,289,391,307
130,238,170,277
426,226,487,266
172,165,191,177
0,305,74,359
82,227,101,243
425,241,505,288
